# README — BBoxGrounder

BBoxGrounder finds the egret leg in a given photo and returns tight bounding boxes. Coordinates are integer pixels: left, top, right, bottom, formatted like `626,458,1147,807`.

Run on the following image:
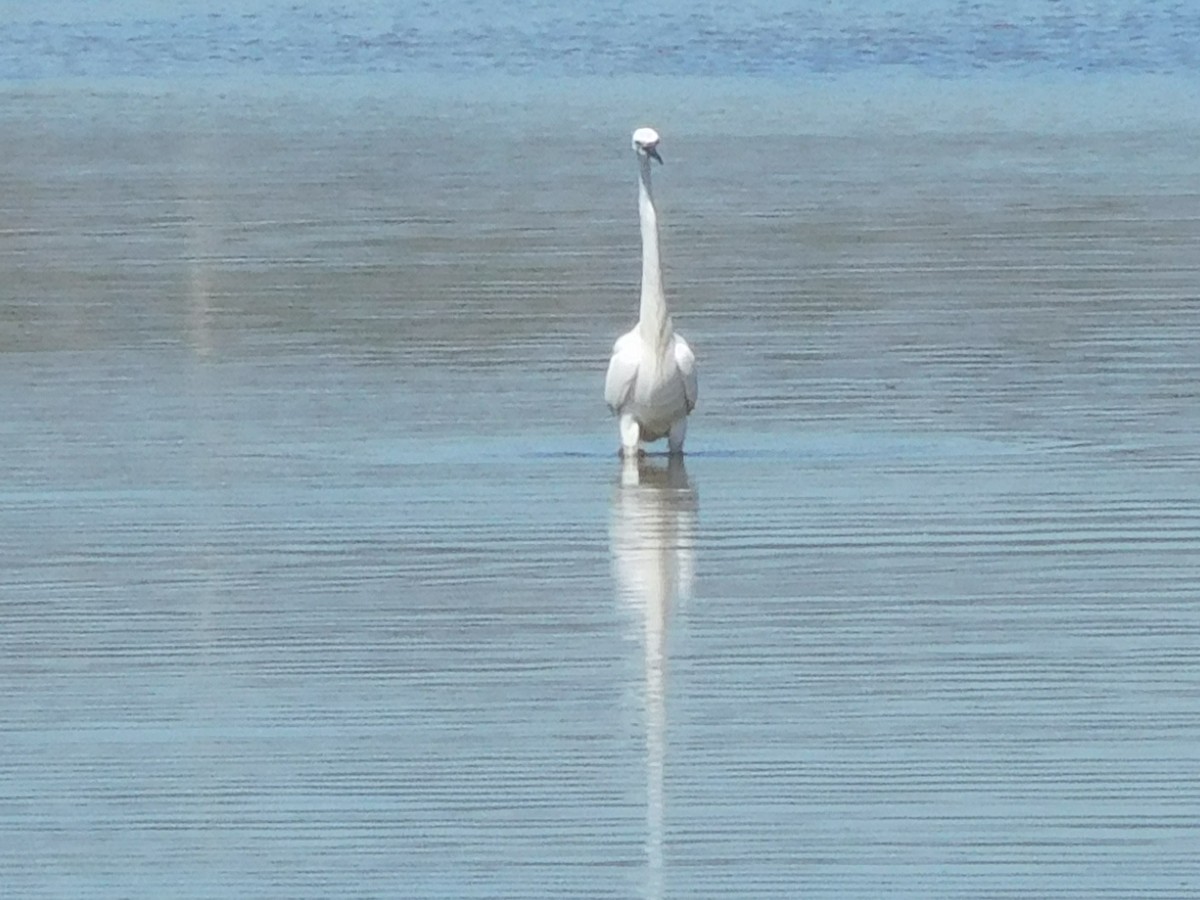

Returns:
619,413,641,457
667,418,688,455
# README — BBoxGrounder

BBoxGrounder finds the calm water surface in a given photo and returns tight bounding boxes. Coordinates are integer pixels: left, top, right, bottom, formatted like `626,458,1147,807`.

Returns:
3,5,1200,897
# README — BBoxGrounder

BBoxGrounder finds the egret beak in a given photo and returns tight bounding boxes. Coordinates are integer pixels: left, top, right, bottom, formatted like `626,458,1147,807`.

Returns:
647,146,663,164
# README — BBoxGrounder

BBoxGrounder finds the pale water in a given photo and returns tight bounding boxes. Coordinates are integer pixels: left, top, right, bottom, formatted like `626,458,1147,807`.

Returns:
2,3,1200,898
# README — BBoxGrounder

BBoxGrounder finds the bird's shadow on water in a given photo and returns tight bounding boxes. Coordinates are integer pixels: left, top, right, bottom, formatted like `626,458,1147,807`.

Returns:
524,447,790,462
525,444,963,465
524,431,1071,465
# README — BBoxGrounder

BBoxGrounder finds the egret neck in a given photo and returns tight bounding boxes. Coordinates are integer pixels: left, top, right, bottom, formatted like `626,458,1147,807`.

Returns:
637,152,671,351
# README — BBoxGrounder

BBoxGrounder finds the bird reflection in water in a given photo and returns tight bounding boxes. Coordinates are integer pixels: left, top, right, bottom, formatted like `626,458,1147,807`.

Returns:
609,455,697,900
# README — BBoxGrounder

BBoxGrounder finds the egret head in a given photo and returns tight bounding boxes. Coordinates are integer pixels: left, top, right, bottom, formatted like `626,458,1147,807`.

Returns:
632,127,663,164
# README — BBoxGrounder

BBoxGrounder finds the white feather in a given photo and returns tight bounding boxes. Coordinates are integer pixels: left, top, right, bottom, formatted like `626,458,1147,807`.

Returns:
605,128,698,456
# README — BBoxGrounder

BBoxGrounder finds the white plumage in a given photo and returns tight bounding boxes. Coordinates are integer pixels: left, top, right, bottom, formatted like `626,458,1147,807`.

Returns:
604,127,697,456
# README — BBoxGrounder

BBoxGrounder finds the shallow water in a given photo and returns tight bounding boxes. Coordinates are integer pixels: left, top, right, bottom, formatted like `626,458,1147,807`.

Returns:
3,18,1200,898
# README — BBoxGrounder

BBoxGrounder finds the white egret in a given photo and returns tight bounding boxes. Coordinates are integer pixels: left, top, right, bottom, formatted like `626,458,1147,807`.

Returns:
604,127,697,457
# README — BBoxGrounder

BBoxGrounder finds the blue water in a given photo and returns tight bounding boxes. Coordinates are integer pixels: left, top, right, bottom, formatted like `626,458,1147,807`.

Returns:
1,0,1199,81
3,2,1200,899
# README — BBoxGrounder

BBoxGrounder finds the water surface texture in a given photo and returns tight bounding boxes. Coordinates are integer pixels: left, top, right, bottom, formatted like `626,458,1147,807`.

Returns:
2,0,1200,78
3,3,1200,898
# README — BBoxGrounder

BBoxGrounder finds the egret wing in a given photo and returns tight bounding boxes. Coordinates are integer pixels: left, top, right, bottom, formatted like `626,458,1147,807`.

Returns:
674,334,698,412
604,331,641,412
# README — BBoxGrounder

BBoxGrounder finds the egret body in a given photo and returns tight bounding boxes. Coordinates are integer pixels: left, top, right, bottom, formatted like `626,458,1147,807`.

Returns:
604,127,697,456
